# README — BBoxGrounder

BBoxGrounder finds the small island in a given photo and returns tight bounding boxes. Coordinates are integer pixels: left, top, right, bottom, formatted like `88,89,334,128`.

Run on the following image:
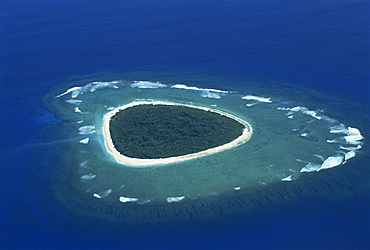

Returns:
103,100,253,166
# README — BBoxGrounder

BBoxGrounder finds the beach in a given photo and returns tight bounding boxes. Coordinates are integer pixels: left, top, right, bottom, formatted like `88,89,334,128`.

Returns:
102,100,253,166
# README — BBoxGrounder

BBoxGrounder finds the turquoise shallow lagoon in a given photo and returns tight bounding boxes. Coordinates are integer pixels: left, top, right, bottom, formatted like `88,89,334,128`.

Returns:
42,71,367,222
2,0,368,248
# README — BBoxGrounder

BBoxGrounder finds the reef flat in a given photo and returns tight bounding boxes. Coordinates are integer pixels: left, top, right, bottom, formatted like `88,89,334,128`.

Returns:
42,71,366,223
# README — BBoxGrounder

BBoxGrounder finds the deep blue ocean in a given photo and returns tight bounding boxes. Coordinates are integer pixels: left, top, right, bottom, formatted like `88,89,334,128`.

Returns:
1,0,369,249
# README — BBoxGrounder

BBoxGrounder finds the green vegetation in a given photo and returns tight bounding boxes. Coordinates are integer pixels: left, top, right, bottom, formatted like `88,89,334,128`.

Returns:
109,104,244,159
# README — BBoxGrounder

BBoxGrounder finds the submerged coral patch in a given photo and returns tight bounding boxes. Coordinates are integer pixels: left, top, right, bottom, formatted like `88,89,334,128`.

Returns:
43,72,365,223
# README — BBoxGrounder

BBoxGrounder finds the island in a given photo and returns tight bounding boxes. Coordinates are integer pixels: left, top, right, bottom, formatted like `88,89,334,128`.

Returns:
102,100,253,166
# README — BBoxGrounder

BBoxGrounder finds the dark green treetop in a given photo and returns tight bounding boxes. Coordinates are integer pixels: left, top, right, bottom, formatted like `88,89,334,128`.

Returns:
109,104,244,159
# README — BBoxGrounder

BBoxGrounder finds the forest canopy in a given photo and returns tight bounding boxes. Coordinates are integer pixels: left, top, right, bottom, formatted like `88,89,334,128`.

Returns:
109,104,245,159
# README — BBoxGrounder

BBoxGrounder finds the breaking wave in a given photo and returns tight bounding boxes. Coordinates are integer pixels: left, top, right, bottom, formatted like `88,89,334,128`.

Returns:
131,81,167,88
166,196,186,203
45,73,365,208
172,84,229,99
55,80,121,98
78,126,95,135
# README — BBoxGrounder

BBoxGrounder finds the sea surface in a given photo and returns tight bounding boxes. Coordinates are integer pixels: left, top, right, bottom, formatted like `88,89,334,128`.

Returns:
1,0,369,249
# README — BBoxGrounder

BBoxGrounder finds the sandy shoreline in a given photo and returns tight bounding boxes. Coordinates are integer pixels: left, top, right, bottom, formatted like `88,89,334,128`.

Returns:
102,100,253,166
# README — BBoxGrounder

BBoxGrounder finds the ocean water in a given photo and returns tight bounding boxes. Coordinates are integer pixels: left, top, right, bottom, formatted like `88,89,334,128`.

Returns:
1,0,369,249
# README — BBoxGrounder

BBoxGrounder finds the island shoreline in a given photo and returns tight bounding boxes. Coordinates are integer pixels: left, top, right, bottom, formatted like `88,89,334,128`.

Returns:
102,100,253,166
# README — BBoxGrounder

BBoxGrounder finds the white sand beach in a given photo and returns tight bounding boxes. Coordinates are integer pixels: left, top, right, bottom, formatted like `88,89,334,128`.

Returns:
102,100,253,166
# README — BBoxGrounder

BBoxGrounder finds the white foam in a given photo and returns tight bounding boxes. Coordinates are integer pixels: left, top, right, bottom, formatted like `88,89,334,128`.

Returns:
281,175,293,181
96,189,112,198
119,196,138,203
277,107,290,111
74,107,82,113
303,110,321,120
201,91,221,99
339,145,362,151
317,155,344,171
329,124,348,134
131,81,167,88
245,103,258,107
339,145,360,161
172,84,228,99
329,126,364,145
289,106,306,112
234,187,241,190
80,173,96,180
166,196,185,203
107,107,115,110
79,138,89,144
242,95,272,103
344,137,363,145
65,99,82,105
78,126,96,135
55,86,82,98
291,106,321,119
93,193,101,199
57,80,120,99
280,106,322,119
327,138,343,144
171,84,229,93
300,163,321,173
344,127,364,144
320,115,337,123
344,151,356,161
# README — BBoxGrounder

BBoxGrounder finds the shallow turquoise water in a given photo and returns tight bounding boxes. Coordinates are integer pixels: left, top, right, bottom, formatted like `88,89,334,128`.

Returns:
2,0,369,248
43,72,366,216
